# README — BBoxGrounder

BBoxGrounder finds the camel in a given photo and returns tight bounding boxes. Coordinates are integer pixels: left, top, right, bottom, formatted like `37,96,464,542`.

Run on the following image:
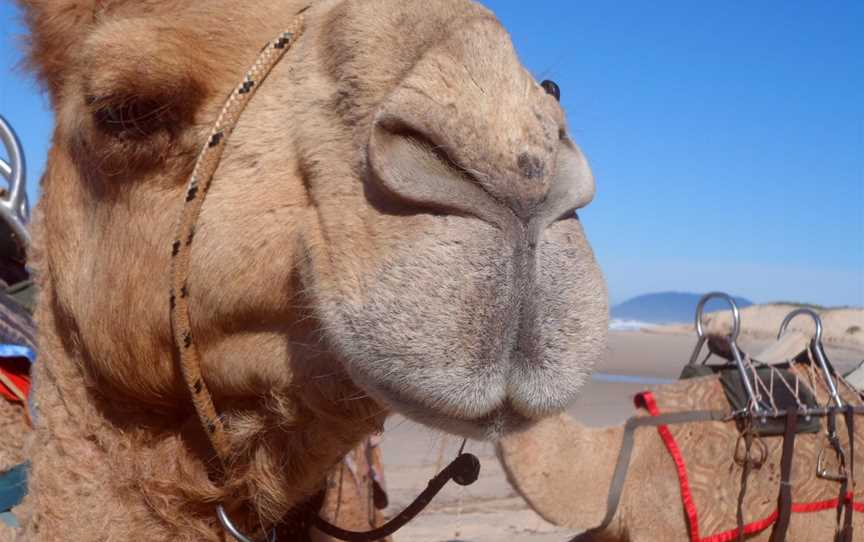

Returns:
15,0,607,539
499,333,864,541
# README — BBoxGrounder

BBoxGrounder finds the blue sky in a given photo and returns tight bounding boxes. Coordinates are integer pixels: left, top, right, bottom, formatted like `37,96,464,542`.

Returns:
1,1,862,307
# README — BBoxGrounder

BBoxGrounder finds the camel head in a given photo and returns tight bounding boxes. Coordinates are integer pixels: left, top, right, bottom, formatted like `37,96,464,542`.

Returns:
23,0,607,440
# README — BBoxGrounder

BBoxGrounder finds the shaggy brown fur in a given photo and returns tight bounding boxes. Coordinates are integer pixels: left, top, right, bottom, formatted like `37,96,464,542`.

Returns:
17,0,606,539
499,365,864,541
0,419,387,542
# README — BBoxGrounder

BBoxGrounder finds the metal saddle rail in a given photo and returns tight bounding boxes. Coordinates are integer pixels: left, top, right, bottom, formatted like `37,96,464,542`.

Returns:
778,307,844,408
0,115,31,249
688,292,768,415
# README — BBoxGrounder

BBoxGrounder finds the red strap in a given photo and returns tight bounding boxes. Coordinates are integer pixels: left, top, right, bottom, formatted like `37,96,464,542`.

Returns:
637,391,701,542
703,496,864,542
700,511,778,542
0,360,30,402
634,391,864,542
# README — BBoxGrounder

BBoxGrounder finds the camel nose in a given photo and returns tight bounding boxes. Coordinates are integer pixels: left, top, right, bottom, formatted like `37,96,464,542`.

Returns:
368,116,593,227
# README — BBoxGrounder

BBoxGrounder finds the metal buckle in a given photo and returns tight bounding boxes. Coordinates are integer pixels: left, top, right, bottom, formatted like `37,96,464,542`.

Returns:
217,505,276,542
816,446,848,482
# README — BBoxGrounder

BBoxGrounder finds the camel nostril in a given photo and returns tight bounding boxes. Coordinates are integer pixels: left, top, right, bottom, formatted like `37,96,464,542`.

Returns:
517,152,545,181
541,80,560,102
368,117,507,223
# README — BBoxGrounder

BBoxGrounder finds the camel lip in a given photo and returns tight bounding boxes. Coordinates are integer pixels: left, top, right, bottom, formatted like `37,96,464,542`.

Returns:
367,383,536,440
340,352,557,440
475,402,536,440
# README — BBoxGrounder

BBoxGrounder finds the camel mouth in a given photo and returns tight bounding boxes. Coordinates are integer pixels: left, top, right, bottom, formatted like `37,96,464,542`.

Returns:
412,405,535,442
349,370,542,440
475,403,536,440
314,215,608,442
391,400,535,441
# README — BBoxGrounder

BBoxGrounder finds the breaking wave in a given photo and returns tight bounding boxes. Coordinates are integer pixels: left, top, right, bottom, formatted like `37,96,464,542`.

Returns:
609,319,652,331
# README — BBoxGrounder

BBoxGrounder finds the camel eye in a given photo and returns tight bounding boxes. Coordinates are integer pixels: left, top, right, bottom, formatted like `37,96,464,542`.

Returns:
89,96,169,139
541,80,560,102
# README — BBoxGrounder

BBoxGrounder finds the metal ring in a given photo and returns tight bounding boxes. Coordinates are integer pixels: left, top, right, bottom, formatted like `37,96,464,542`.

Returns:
694,291,741,342
0,115,31,247
217,505,276,542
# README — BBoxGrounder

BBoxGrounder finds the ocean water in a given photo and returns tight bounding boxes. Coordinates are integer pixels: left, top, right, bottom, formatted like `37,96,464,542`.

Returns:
591,372,675,385
608,319,653,331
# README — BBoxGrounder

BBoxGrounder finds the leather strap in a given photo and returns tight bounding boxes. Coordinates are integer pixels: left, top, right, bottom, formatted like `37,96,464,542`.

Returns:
736,429,754,542
828,409,849,542
840,406,855,542
312,453,480,542
769,409,798,542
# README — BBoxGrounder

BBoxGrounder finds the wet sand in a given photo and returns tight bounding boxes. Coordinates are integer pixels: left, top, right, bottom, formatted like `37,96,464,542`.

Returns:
375,330,864,541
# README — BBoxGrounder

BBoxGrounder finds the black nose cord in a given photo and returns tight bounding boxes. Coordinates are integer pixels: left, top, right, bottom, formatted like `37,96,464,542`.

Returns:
218,451,481,542
312,451,481,541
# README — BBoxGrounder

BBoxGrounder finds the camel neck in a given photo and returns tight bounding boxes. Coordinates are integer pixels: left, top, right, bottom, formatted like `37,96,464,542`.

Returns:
498,414,623,535
23,292,385,540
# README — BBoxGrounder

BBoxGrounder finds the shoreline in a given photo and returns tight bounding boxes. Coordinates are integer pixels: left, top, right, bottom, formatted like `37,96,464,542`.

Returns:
614,304,863,352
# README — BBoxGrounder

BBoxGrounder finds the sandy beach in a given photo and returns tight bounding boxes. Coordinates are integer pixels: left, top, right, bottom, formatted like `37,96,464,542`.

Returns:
375,326,864,542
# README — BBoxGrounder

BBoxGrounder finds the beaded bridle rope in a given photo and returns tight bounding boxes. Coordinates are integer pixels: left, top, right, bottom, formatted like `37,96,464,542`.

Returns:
169,17,305,469
167,13,479,541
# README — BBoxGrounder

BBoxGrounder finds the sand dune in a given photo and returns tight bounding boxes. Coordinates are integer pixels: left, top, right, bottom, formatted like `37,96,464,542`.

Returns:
644,304,863,350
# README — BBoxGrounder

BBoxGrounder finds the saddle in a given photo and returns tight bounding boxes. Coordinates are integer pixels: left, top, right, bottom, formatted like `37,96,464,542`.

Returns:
680,336,822,436
673,294,862,541
686,365,821,436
